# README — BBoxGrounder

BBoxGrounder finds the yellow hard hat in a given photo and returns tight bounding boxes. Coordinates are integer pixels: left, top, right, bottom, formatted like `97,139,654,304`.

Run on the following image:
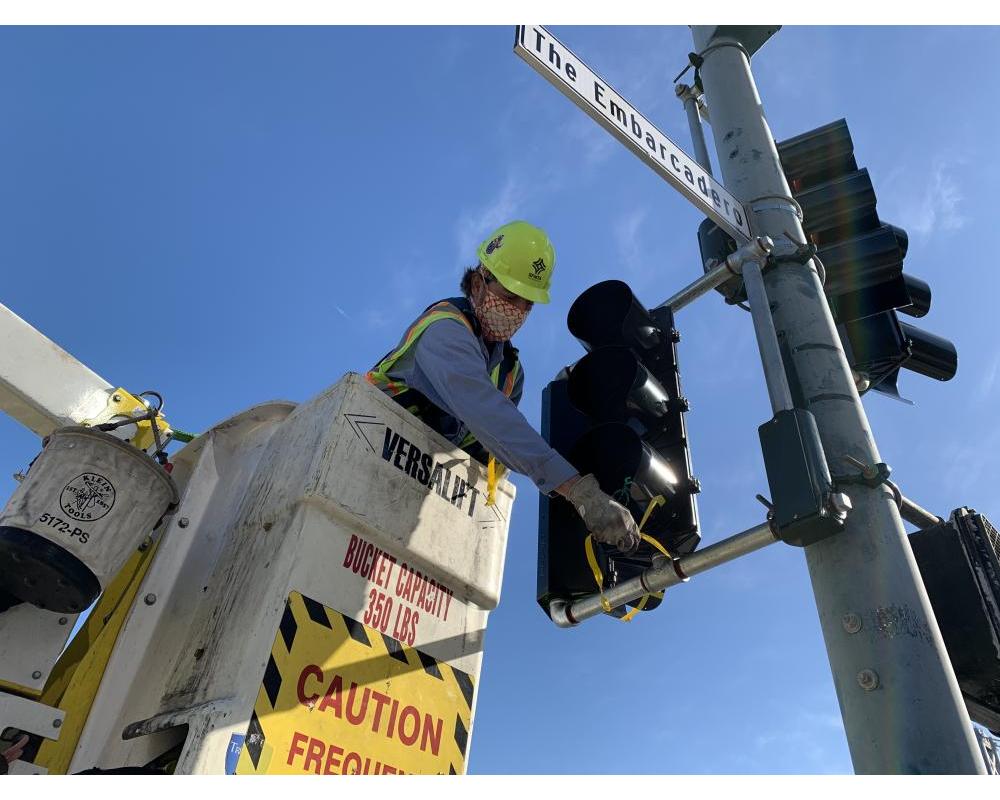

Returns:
477,221,555,304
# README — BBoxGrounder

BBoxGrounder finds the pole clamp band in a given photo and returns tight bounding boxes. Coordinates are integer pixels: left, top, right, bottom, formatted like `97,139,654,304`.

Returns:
748,193,804,222
697,39,753,65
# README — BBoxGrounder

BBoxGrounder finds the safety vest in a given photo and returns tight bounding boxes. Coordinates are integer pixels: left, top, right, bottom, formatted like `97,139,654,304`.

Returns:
366,297,521,460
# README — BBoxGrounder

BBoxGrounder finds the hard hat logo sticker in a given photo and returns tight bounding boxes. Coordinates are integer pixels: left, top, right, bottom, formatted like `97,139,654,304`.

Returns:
530,258,547,280
60,472,116,521
484,235,504,254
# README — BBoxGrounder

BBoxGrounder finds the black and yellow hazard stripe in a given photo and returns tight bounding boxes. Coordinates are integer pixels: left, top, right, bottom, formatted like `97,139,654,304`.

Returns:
237,590,476,775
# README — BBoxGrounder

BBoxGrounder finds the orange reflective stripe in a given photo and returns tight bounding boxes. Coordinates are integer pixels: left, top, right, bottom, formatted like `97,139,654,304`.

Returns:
369,300,520,463
368,303,475,396
400,303,471,347
502,361,520,397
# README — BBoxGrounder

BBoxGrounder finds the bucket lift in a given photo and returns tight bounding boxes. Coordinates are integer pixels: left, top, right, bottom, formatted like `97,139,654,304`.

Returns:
0,302,513,774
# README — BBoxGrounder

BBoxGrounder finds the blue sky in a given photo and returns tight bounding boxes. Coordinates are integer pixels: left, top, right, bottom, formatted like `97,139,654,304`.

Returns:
1,25,998,774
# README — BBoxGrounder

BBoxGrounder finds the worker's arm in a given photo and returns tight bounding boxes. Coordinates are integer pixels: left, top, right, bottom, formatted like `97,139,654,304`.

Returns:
408,320,640,552
498,354,579,493
408,319,577,495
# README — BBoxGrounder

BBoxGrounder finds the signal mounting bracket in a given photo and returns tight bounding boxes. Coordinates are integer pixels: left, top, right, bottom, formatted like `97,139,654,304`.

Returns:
832,455,892,490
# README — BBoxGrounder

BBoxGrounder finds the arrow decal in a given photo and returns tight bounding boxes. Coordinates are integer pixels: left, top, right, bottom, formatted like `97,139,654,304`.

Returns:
344,412,385,454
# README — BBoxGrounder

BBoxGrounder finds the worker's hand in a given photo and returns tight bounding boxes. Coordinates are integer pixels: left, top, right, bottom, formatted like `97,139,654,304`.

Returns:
564,474,641,555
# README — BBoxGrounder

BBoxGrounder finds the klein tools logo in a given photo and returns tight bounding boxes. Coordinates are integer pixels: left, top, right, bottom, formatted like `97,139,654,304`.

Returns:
484,235,504,254
60,472,116,521
529,258,547,280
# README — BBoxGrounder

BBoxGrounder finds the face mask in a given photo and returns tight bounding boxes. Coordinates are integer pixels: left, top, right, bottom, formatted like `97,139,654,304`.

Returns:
474,289,529,342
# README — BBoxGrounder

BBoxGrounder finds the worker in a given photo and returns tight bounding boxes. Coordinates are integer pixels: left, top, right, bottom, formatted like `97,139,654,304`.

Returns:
366,220,639,554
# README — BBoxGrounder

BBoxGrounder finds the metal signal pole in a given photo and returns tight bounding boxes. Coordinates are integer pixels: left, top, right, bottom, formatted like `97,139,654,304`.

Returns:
690,26,986,774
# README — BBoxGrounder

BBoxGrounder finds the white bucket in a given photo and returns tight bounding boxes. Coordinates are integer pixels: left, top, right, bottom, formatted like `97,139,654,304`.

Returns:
0,426,178,613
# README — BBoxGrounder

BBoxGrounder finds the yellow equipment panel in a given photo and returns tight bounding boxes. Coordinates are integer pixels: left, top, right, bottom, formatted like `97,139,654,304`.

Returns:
235,591,475,775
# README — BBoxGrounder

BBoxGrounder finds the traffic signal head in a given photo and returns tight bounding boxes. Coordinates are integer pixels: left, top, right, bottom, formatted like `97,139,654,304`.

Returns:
566,280,684,430
775,118,957,398
537,280,699,616
568,346,678,431
910,509,1000,734
841,312,959,397
697,118,957,399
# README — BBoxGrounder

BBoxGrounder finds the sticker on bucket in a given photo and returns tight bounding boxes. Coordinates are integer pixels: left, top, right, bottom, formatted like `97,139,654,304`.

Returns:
60,472,116,521
225,734,245,774
235,591,475,775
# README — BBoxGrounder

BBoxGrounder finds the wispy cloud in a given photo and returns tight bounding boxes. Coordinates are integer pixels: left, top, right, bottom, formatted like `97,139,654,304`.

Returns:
613,207,648,275
563,113,617,168
941,425,1000,499
454,177,525,264
363,307,390,331
976,352,1000,404
750,708,847,772
356,246,447,333
883,158,968,239
912,162,967,236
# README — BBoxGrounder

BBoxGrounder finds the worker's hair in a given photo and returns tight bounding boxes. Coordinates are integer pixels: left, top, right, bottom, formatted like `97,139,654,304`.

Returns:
460,264,493,297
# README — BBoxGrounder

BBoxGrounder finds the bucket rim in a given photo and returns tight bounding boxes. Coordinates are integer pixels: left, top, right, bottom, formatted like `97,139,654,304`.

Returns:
48,425,180,505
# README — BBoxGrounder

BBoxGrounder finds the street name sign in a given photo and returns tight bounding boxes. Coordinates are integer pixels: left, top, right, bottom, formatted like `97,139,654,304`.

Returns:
514,25,752,243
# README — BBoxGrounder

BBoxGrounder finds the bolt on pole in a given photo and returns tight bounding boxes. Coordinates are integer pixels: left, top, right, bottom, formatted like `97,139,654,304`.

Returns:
690,26,985,774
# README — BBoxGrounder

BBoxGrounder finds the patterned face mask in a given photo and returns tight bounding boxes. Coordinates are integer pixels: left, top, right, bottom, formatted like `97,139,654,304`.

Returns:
474,286,530,342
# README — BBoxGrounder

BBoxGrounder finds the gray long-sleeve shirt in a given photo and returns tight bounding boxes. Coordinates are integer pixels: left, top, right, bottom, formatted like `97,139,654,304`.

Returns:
384,317,577,495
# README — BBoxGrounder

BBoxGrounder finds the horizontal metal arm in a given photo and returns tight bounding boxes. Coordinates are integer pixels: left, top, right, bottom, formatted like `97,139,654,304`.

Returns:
898,496,944,529
658,259,738,313
549,520,777,627
885,479,945,529
659,235,773,314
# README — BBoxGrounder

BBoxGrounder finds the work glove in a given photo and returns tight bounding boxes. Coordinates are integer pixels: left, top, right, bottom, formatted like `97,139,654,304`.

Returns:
565,474,641,555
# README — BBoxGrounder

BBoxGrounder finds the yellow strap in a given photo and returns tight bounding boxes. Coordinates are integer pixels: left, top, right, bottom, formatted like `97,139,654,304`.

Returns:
620,589,665,623
486,456,497,506
584,494,674,622
637,494,666,532
584,534,613,613
485,456,507,507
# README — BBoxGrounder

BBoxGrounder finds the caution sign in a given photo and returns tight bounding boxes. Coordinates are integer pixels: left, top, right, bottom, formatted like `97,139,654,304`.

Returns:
235,591,476,775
